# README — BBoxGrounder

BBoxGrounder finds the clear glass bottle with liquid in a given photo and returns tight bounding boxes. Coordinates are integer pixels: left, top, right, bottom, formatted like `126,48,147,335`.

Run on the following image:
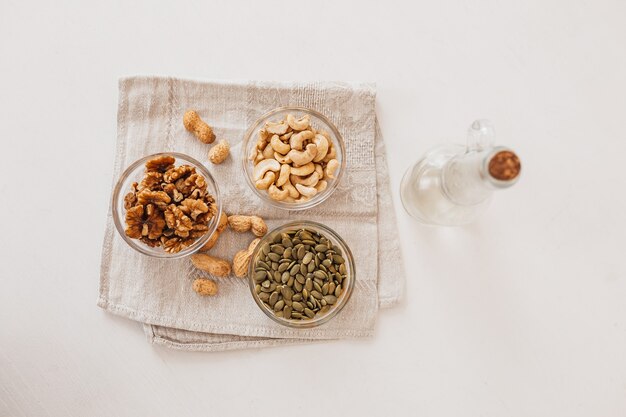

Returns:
400,120,521,226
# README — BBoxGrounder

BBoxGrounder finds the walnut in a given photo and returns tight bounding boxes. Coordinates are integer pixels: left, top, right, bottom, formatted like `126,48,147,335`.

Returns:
138,171,163,191
176,173,206,196
164,204,193,238
122,156,218,254
140,237,161,247
162,183,184,203
190,223,209,238
163,165,195,183
161,236,194,253
123,192,137,210
145,155,175,173
124,204,166,240
180,198,209,220
136,190,171,209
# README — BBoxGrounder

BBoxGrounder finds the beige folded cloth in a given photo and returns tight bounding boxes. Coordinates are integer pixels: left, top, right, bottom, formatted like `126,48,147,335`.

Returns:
98,77,404,351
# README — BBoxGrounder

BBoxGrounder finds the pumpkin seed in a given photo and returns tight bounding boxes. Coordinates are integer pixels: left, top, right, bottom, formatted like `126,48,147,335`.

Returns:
333,255,345,264
314,244,328,252
324,295,337,305
267,253,281,262
281,286,293,301
271,245,285,255
321,283,329,295
302,252,313,265
269,292,279,307
252,227,349,322
313,270,327,280
254,271,267,282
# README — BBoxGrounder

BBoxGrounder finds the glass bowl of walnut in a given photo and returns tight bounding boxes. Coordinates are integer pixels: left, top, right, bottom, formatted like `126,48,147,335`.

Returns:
242,107,346,210
111,153,222,258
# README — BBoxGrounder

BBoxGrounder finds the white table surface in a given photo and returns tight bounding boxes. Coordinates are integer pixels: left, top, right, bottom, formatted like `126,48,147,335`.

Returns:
1,0,625,416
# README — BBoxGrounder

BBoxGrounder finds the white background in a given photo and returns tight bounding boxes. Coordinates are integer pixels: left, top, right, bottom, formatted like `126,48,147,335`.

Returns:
1,0,625,416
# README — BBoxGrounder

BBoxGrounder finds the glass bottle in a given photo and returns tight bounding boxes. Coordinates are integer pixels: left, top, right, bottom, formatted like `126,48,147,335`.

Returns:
400,120,521,226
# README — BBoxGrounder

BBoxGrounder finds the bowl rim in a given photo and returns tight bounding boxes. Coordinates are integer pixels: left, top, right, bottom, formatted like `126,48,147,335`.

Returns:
111,152,223,259
247,220,356,328
241,106,346,211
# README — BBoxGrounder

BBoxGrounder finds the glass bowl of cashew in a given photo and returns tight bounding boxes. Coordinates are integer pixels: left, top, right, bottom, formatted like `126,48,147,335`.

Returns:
242,107,346,210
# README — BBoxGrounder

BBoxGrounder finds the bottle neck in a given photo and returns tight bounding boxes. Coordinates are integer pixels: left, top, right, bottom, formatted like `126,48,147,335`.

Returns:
441,147,520,206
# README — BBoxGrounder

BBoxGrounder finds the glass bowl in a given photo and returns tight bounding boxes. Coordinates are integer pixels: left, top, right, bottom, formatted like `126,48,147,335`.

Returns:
241,107,346,210
247,221,356,328
111,152,222,259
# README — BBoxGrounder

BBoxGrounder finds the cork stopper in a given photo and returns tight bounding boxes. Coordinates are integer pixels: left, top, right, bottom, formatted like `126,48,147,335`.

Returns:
488,150,521,181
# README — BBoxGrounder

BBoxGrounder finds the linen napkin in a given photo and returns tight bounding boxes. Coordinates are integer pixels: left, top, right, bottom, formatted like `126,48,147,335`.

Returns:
98,77,404,351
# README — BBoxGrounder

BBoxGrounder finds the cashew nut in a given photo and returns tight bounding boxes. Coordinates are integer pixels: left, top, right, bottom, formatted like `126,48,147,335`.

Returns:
255,171,276,190
289,130,315,151
262,142,275,159
325,159,339,179
290,172,320,187
265,121,289,135
287,144,317,167
276,164,290,187
318,130,331,141
314,163,324,178
248,147,258,162
295,183,318,198
282,178,300,198
254,153,264,164
315,180,328,193
290,161,315,176
287,114,311,131
280,131,293,141
274,152,291,164
312,134,329,162
322,144,337,163
268,184,289,201
271,134,290,155
253,158,280,181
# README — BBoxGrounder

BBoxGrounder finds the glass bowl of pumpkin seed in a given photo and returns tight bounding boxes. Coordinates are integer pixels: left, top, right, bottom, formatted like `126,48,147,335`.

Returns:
248,221,355,328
